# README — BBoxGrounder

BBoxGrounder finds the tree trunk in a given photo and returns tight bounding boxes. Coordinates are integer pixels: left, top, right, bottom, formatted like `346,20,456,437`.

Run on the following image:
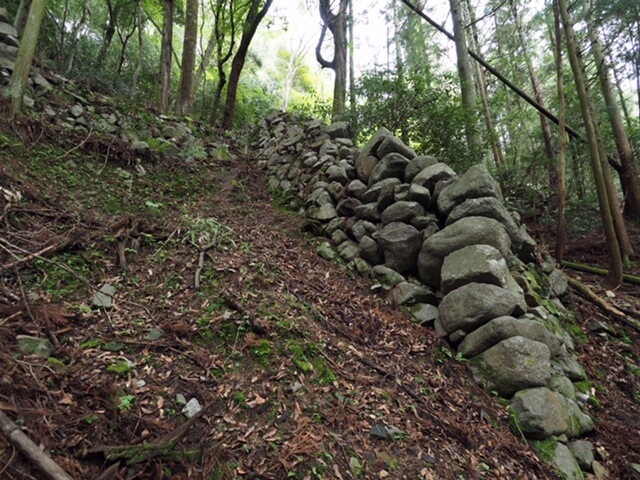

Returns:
209,0,235,123
159,0,174,112
316,0,349,120
14,0,33,38
465,0,504,167
449,0,481,153
175,0,198,116
588,21,640,223
65,0,90,75
221,0,273,130
131,3,144,91
552,0,566,264
557,0,623,288
95,0,120,68
348,0,356,126
4,0,47,115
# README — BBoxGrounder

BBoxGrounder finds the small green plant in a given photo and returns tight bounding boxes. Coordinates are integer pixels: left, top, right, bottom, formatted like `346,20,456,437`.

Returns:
80,338,104,349
107,361,133,377
85,414,100,424
183,215,235,248
253,339,273,358
433,346,454,364
233,391,247,408
118,394,135,412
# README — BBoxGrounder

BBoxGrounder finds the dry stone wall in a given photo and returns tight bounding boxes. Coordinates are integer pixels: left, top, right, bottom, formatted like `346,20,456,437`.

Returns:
254,111,604,479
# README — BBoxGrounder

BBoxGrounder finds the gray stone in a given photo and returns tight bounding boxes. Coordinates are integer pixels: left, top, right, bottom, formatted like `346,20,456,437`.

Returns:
346,179,368,200
375,222,421,273
548,375,576,400
0,22,18,38
353,257,372,275
336,197,361,216
511,387,568,438
372,265,405,287
549,269,569,297
388,282,437,306
325,121,352,139
552,354,588,381
568,440,594,471
327,165,350,185
458,315,562,358
410,303,439,325
377,135,416,160
317,242,336,260
417,217,512,287
315,204,338,221
411,215,438,231
592,461,609,479
437,164,504,216
359,236,384,265
354,127,392,182
362,178,402,203
354,203,381,222
93,284,116,309
70,104,84,117
368,152,410,186
550,443,585,480
319,140,339,157
130,140,150,154
331,229,348,245
380,201,425,225
446,197,523,253
376,183,397,212
438,283,526,334
393,183,410,202
408,183,432,208
350,220,377,242
562,397,595,437
17,335,54,358
470,337,551,397
337,240,360,261
411,163,456,192
441,244,511,294
405,155,439,183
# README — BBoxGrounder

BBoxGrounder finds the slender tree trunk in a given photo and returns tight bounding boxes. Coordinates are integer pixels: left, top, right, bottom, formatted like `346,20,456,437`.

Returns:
449,0,481,153
175,0,198,116
96,0,119,67
316,0,349,119
558,0,623,288
552,0,566,264
210,0,236,124
612,66,633,131
588,21,640,223
115,12,137,75
465,0,504,167
222,0,273,130
159,0,174,112
5,0,47,115
131,4,144,91
348,0,356,126
14,0,33,38
64,0,90,75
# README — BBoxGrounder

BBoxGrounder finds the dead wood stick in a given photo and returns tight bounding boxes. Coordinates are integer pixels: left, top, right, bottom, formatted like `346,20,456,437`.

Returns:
0,411,74,480
568,277,640,333
194,238,218,289
561,260,640,285
94,462,120,480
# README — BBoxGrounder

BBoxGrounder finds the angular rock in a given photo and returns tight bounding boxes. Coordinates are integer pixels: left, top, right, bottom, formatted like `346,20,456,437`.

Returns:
388,282,437,306
511,387,570,439
350,220,377,242
316,242,336,260
469,337,551,397
438,283,526,334
368,152,410,186
552,354,588,381
336,197,361,216
380,201,425,225
354,202,381,222
568,441,595,471
411,163,456,192
372,265,405,287
437,164,504,216
549,269,569,297
327,165,350,185
405,155,439,183
354,127,392,182
446,197,523,253
346,179,368,200
362,178,402,203
458,315,562,358
315,204,338,221
440,244,511,294
377,135,416,160
93,284,116,309
337,240,360,261
17,335,54,358
548,375,576,400
550,443,586,480
417,217,512,287
562,397,595,437
325,121,352,139
375,222,421,273
408,183,431,208
376,183,397,212
359,236,384,265
410,303,439,325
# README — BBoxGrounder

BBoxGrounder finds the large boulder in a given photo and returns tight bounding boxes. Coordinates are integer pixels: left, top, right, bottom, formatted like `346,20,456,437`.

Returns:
368,152,410,186
354,127,392,183
405,155,439,183
381,201,425,225
469,336,551,397
377,135,416,160
458,315,562,358
510,387,568,439
437,164,504,216
438,283,527,334
325,121,352,139
375,222,421,274
417,217,512,287
440,244,511,294
411,163,456,192
446,197,523,253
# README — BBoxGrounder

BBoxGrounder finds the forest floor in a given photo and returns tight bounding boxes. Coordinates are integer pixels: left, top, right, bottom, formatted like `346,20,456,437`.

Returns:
0,92,639,480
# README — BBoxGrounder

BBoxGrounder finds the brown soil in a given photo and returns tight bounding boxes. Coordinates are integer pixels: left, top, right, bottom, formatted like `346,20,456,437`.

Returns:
0,104,639,480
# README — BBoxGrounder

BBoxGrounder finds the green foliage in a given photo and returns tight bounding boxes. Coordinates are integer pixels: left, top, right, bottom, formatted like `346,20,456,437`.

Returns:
108,361,134,377
352,69,477,170
118,394,136,412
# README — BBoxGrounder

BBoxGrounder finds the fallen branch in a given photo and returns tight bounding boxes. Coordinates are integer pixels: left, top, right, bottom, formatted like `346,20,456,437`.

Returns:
561,260,640,285
567,277,640,333
194,239,218,289
0,410,74,480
